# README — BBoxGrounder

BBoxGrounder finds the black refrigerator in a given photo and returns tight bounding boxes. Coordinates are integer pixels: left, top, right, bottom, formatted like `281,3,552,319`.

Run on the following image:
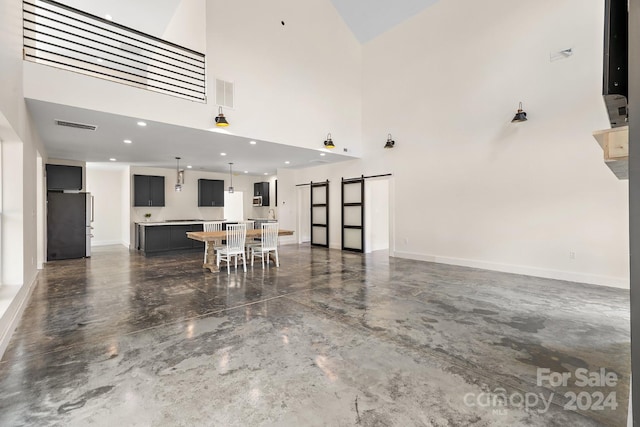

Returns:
47,192,94,260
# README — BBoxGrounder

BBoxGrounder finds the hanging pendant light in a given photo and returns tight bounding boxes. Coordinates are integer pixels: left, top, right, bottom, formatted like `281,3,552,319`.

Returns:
323,133,335,149
228,162,234,193
511,102,528,122
384,133,395,149
215,106,229,127
175,157,184,192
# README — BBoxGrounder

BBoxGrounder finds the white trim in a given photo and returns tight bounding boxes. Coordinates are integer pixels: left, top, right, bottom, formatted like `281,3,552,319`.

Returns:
0,276,38,360
92,240,126,247
393,251,629,289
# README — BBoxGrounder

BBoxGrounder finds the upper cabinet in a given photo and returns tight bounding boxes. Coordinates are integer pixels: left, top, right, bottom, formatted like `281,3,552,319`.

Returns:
254,182,270,206
198,179,224,207
46,164,83,190
133,174,165,207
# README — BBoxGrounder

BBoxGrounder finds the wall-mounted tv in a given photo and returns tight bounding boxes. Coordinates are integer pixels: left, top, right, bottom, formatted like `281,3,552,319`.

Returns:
603,0,628,128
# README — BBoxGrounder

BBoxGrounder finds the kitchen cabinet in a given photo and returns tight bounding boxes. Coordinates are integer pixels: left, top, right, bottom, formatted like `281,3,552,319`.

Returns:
46,164,83,190
144,226,170,252
254,182,270,206
138,223,204,254
134,175,165,207
198,179,225,207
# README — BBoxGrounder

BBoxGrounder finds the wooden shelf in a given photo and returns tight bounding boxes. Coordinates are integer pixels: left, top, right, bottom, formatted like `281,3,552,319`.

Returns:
592,126,628,180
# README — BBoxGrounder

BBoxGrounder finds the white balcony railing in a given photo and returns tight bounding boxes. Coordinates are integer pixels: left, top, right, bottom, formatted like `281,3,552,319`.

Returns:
23,0,206,102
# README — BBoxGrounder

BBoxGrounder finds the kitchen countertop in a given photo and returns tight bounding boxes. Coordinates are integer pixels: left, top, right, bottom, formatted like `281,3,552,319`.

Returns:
136,220,225,226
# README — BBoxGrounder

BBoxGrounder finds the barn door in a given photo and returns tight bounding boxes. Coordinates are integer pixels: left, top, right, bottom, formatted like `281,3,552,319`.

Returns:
310,180,329,247
341,176,364,252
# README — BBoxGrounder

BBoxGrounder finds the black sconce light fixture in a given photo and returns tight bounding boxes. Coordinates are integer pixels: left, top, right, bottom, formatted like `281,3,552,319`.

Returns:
384,134,395,149
323,133,335,149
511,102,528,122
215,106,229,127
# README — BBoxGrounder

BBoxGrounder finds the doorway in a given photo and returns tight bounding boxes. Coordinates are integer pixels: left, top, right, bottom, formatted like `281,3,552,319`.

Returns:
297,186,310,243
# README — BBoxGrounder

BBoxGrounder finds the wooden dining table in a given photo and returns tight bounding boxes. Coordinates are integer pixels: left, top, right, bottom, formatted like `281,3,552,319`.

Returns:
186,228,294,273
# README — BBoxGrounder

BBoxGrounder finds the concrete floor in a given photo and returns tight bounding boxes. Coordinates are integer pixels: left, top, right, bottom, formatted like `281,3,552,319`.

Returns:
0,244,630,426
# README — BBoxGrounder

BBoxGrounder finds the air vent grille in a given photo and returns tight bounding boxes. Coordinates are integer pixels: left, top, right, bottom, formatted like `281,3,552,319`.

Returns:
215,78,234,108
55,120,98,131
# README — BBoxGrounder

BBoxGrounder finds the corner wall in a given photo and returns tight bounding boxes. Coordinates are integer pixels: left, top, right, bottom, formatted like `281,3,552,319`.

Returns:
356,0,628,288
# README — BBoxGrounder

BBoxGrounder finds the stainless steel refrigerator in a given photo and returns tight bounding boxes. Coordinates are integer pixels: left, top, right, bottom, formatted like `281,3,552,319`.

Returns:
47,192,94,260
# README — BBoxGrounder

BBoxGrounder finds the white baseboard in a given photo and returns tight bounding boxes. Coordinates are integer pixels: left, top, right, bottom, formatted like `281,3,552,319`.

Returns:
92,239,124,247
279,236,298,246
0,275,38,360
393,251,629,289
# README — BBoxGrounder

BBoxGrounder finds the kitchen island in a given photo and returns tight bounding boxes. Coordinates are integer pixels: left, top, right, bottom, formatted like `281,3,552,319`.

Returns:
135,220,222,255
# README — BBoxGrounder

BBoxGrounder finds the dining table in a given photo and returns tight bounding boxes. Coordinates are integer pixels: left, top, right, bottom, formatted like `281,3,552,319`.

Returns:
186,228,294,273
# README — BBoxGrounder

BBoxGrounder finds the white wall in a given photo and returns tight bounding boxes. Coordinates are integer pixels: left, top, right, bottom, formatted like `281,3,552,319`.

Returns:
206,0,363,155
162,0,206,52
365,178,390,253
86,166,126,246
359,0,629,288
0,0,48,357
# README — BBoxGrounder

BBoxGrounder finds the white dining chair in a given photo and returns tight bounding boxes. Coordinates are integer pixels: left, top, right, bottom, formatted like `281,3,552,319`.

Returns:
203,221,223,263
216,223,247,274
250,222,279,268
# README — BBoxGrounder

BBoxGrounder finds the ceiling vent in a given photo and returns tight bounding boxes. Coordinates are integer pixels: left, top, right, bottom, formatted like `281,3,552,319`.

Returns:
54,120,98,131
215,78,234,108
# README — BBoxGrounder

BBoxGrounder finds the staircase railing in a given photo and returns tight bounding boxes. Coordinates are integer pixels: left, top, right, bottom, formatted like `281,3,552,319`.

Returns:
23,0,206,102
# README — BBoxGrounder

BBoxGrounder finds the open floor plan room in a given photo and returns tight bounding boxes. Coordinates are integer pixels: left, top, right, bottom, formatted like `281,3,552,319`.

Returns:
0,245,629,426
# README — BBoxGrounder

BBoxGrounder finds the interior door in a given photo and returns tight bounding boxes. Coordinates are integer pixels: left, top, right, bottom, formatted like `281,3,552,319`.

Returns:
311,180,329,247
341,176,364,252
297,186,311,243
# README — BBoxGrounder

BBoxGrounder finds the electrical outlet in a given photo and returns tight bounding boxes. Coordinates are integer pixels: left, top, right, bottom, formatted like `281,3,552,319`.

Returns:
569,251,576,260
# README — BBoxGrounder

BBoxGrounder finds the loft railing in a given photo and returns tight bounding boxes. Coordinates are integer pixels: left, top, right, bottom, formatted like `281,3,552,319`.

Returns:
23,0,206,102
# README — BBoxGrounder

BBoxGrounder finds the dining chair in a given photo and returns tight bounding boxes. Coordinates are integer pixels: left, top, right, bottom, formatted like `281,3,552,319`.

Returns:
250,222,279,268
203,221,223,263
216,223,247,274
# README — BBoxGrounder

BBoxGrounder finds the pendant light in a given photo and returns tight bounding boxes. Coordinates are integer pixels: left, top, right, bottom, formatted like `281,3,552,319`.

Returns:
228,162,234,193
323,133,335,149
511,102,528,122
175,157,184,192
215,106,229,127
384,134,395,149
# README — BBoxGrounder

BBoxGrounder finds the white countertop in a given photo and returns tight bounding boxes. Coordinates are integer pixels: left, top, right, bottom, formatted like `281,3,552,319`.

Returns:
136,220,224,226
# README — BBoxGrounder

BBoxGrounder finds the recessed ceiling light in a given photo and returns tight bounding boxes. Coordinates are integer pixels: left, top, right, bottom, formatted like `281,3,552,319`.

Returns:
137,121,147,126
284,161,290,164
104,14,113,20
244,171,248,173
249,141,257,145
264,172,268,175
109,158,116,161
187,165,192,169
220,152,227,156
123,139,132,144
320,153,326,156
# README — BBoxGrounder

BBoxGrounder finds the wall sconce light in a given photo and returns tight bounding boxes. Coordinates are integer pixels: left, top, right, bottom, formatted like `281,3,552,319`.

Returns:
228,162,234,193
215,106,229,127
323,133,335,149
384,134,395,149
511,102,528,122
175,157,184,192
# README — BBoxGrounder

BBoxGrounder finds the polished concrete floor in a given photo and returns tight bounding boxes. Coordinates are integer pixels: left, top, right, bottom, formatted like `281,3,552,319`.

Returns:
0,244,630,426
